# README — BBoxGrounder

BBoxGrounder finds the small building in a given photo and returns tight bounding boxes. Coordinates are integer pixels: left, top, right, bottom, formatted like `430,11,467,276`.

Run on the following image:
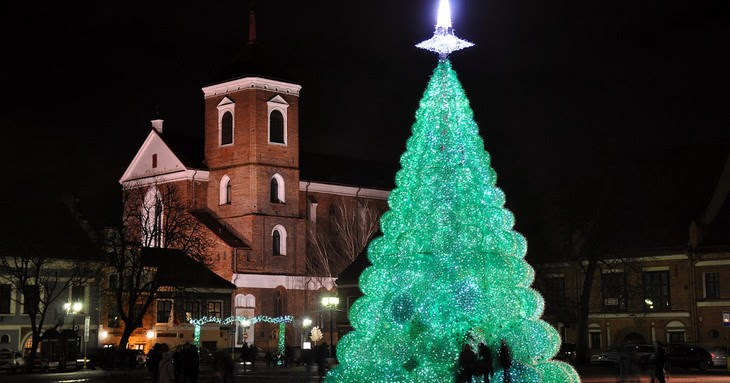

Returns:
99,248,235,353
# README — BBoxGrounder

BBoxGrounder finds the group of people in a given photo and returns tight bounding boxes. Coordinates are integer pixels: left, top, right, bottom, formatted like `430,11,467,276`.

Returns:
457,339,512,383
147,342,200,383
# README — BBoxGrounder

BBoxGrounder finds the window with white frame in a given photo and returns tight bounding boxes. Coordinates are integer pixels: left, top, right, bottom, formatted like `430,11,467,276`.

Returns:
218,97,235,146
272,225,287,256
270,174,285,203
666,320,686,343
220,175,232,205
588,323,602,350
643,270,670,311
156,300,173,323
267,95,289,145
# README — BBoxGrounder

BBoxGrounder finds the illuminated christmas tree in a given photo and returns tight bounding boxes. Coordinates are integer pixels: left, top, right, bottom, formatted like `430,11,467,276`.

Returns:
327,1,580,382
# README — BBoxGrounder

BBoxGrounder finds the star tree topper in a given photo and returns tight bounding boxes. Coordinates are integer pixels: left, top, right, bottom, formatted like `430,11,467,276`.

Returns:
416,0,474,59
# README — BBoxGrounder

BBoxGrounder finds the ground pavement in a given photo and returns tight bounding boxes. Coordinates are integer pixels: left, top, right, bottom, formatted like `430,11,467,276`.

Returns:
1,362,728,382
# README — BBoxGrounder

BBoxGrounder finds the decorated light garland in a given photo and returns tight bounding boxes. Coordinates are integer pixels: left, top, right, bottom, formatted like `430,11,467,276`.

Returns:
190,315,293,356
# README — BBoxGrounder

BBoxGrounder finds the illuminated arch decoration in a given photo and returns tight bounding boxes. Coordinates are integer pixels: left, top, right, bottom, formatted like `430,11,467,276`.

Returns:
190,315,293,356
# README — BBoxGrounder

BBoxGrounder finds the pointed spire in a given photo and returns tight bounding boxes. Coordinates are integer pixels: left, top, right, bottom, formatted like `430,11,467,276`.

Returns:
416,0,474,60
248,1,257,44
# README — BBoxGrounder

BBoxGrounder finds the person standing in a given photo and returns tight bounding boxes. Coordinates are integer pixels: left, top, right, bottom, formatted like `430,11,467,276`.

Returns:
456,344,477,383
499,340,512,383
652,342,667,383
248,343,258,370
182,343,199,383
477,343,493,383
148,343,163,383
158,350,176,383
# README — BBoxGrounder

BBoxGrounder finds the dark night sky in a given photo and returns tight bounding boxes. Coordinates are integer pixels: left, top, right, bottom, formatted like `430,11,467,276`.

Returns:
2,0,728,257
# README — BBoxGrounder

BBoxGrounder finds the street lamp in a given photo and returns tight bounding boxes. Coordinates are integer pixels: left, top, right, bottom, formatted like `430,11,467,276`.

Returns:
301,317,312,349
63,301,82,330
321,296,339,357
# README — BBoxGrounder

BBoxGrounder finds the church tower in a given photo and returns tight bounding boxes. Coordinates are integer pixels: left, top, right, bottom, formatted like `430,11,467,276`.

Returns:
201,6,305,277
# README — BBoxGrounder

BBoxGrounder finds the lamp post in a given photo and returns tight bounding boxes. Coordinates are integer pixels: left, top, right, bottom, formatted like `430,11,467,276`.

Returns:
63,301,83,368
321,296,339,357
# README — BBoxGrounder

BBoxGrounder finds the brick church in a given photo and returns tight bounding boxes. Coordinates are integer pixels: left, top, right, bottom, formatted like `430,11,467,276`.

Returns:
114,9,390,352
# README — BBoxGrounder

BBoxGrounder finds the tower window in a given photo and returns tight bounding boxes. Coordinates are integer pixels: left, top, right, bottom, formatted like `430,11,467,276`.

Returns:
269,110,285,144
270,174,285,203
272,225,287,256
217,97,235,146
220,175,232,205
152,154,157,168
272,231,281,255
221,111,233,145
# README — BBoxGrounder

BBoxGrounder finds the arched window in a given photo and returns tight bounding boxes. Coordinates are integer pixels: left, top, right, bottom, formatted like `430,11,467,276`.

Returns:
142,187,164,247
272,231,281,255
217,97,235,146
219,175,231,205
235,294,256,308
0,334,9,344
269,110,285,144
274,288,286,317
221,112,233,145
666,320,686,343
270,174,285,203
272,225,286,256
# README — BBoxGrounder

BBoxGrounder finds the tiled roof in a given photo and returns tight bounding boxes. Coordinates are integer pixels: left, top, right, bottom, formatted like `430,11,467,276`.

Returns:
142,247,235,289
300,152,397,190
190,209,249,248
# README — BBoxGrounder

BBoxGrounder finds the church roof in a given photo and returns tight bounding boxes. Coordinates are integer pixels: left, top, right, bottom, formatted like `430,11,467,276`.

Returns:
190,209,250,248
142,247,235,289
300,152,397,190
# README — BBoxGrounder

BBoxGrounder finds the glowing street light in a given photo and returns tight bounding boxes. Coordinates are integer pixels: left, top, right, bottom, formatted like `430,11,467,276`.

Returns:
321,296,339,357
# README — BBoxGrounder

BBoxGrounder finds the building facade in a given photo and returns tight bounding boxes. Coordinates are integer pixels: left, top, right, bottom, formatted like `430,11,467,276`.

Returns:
535,250,730,355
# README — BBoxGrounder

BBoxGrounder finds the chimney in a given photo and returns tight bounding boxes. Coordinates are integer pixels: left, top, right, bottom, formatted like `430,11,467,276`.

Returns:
151,119,164,134
248,1,256,44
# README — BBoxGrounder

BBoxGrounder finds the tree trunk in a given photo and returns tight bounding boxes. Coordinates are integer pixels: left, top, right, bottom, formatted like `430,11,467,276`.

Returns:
26,320,40,371
118,325,134,350
576,258,598,364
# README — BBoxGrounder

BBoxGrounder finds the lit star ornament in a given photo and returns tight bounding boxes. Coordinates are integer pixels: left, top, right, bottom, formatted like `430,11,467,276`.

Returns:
416,0,474,59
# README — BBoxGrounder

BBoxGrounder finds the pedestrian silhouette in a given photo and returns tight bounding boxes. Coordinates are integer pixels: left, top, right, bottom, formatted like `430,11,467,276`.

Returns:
182,343,199,383
456,343,477,383
477,343,493,383
158,350,176,383
499,339,512,383
652,342,667,383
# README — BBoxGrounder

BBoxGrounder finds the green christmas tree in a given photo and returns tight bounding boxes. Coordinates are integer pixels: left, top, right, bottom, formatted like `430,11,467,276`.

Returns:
326,2,581,382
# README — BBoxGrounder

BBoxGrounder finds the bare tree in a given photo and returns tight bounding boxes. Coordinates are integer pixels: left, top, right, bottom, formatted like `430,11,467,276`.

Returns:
0,202,98,370
306,197,381,283
104,181,211,349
